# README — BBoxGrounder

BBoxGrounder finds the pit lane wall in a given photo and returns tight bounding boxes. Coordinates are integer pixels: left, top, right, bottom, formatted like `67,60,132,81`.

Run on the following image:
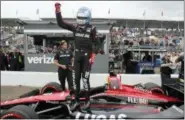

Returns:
1,71,178,87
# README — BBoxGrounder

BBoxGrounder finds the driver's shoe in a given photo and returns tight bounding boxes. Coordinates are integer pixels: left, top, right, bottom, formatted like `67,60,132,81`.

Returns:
70,101,80,111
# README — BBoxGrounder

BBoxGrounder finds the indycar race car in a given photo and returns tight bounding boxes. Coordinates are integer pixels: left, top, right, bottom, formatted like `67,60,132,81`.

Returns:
0,67,184,119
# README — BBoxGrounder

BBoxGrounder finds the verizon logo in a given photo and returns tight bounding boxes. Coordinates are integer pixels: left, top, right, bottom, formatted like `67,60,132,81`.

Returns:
27,55,54,64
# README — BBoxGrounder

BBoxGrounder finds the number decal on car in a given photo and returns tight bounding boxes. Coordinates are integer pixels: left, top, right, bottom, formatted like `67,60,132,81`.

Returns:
128,97,148,104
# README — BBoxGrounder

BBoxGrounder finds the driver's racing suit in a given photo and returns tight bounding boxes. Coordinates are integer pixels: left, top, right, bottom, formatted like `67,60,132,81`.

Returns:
55,3,97,108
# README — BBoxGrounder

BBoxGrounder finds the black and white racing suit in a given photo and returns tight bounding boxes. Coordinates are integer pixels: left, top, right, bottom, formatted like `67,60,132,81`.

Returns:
55,9,97,104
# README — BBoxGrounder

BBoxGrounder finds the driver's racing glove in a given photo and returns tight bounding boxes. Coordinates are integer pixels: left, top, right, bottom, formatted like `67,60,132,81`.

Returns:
55,2,61,13
89,53,96,65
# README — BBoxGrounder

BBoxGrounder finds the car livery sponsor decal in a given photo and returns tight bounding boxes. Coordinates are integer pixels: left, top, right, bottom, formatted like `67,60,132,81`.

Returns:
75,112,127,120
134,87,152,94
128,97,148,104
139,62,154,70
27,55,54,64
139,62,154,67
46,101,60,104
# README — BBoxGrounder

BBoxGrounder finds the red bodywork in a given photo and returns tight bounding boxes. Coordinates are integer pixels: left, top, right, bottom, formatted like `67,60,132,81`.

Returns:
100,84,181,103
0,75,182,107
103,75,182,103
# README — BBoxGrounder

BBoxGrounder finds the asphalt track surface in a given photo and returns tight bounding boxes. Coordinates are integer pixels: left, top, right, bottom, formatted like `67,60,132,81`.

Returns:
1,86,40,102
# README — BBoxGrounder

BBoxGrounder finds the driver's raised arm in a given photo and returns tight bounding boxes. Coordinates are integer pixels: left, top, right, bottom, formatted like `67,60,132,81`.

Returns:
55,3,76,32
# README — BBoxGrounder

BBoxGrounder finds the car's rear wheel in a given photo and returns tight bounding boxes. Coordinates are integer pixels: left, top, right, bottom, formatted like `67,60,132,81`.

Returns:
19,89,40,98
1,105,38,119
40,82,62,94
144,82,166,95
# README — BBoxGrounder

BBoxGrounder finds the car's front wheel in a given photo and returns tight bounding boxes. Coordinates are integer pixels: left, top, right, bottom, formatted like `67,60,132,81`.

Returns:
1,105,38,119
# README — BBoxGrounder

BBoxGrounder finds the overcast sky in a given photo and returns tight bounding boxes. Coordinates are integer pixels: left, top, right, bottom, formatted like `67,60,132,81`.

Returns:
1,1,184,21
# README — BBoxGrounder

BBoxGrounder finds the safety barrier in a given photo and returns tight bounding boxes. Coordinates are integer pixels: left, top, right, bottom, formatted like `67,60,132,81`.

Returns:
1,71,178,87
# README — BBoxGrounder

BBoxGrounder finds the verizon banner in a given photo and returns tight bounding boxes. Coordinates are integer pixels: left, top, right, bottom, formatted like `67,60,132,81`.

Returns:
25,54,57,72
27,55,54,64
25,54,108,73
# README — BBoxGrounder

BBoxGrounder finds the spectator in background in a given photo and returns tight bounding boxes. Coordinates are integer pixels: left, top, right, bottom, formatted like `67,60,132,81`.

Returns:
0,48,9,71
123,51,133,73
142,52,152,62
123,40,129,45
170,52,178,63
68,43,74,52
145,38,151,45
52,45,58,53
154,55,161,67
129,40,134,46
96,48,104,55
175,52,184,79
17,50,24,71
162,53,172,64
159,39,165,47
164,40,169,47
139,39,144,45
9,49,20,71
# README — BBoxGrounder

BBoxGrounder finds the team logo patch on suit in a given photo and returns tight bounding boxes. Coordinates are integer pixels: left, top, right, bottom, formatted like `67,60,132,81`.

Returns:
60,51,63,54
86,28,91,32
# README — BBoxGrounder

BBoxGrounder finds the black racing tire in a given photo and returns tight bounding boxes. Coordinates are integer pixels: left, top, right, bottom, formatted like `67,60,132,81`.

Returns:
40,82,62,94
10,105,38,119
144,82,165,95
1,105,38,119
19,89,40,98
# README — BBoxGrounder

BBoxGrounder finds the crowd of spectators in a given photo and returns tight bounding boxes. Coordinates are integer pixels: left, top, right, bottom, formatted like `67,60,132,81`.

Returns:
110,27,183,49
0,47,24,71
0,28,25,71
109,26,184,73
34,41,105,55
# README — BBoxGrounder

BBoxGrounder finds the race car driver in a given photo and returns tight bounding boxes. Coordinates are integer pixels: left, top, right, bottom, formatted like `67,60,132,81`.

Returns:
55,3,101,111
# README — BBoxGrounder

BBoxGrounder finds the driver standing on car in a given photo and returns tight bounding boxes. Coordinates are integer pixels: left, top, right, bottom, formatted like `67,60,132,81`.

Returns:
54,40,74,92
55,3,103,111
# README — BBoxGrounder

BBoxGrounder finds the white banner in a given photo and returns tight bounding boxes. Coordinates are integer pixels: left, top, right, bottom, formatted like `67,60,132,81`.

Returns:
1,71,178,87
